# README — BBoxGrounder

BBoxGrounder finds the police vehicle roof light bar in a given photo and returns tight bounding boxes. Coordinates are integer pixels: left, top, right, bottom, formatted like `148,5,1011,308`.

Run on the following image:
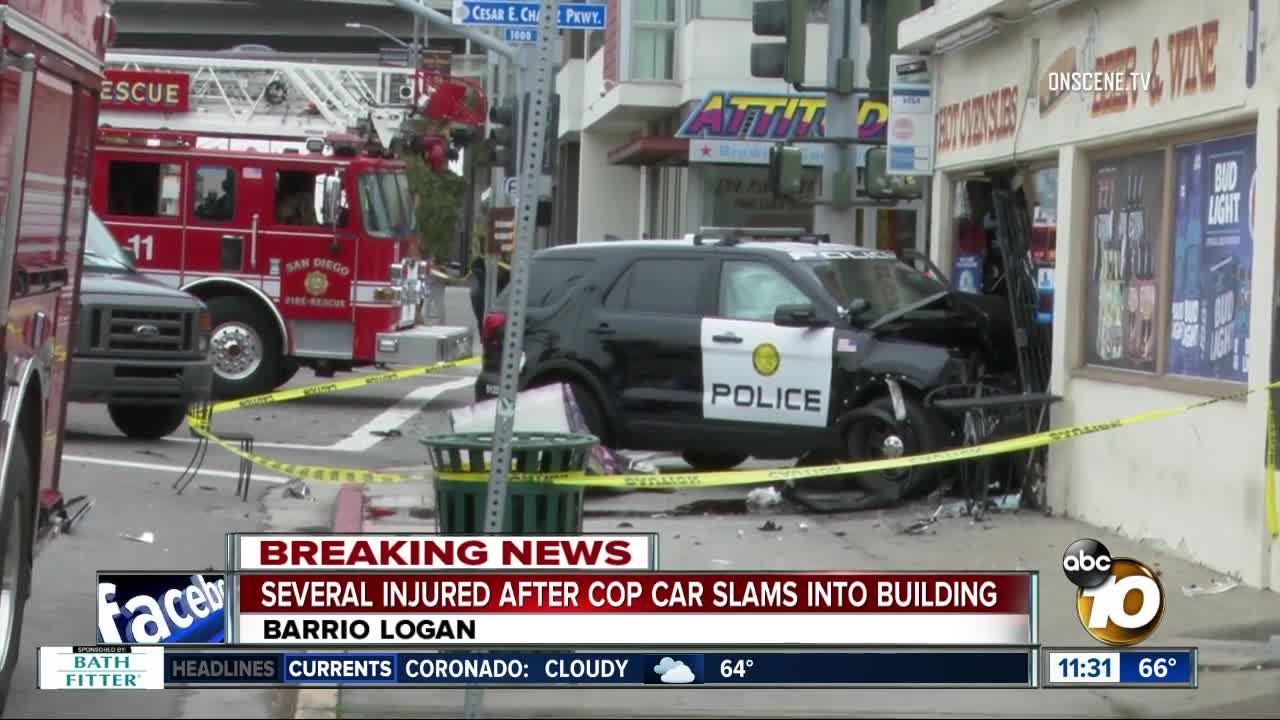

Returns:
691,226,830,246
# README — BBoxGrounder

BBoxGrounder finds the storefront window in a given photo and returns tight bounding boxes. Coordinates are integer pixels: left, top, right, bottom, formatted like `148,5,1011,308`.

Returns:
1085,150,1164,373
1167,133,1256,382
701,165,819,229
1031,167,1058,325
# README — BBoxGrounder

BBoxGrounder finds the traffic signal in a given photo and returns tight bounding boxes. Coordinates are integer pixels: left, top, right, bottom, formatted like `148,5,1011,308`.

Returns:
751,0,808,84
488,97,519,177
767,144,804,197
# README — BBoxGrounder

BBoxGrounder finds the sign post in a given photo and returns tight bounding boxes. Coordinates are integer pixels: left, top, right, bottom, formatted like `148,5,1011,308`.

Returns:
886,54,934,176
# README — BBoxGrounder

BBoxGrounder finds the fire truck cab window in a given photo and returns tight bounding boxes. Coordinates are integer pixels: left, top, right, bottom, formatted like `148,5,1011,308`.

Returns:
275,169,320,226
358,173,393,237
194,166,236,222
313,172,349,227
107,161,181,217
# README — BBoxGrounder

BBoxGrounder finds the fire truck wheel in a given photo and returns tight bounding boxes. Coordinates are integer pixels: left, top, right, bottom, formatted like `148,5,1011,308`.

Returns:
277,360,301,389
107,403,189,440
0,428,34,714
206,296,283,399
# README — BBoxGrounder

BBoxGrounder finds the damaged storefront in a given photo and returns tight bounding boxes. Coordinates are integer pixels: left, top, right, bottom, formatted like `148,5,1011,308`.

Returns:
911,0,1280,588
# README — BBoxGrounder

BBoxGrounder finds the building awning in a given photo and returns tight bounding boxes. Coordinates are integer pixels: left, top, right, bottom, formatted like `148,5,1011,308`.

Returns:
608,136,689,166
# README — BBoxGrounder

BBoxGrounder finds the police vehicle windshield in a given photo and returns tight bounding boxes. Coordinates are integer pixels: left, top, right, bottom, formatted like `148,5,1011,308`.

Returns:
799,250,947,324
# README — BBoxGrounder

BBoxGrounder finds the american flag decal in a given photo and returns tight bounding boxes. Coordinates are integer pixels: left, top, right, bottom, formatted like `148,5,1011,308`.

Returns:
837,338,857,353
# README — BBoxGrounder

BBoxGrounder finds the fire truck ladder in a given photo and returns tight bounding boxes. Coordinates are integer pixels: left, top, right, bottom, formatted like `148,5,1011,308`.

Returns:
101,52,420,147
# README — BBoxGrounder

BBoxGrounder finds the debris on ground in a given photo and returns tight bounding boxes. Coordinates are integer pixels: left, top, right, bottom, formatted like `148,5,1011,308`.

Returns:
746,486,783,510
134,449,165,458
1181,577,1240,597
650,512,671,519
617,521,634,528
365,507,397,520
710,558,733,566
369,429,403,438
736,529,745,538
901,506,943,535
797,521,809,532
758,519,783,532
833,530,847,537
284,480,311,499
120,531,155,544
198,484,217,492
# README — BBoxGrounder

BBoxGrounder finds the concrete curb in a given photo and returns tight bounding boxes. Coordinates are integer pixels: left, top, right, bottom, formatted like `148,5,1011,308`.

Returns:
292,483,367,720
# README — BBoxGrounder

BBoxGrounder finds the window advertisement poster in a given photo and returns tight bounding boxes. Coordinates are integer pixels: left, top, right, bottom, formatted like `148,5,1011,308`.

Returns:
1086,151,1165,372
1168,133,1256,382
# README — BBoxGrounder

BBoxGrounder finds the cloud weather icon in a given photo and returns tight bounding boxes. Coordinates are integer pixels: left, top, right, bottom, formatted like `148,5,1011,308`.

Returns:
653,657,695,684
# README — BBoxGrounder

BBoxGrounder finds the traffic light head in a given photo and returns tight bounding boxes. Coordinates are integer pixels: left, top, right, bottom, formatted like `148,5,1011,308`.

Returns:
750,0,808,84
488,97,520,176
767,144,804,197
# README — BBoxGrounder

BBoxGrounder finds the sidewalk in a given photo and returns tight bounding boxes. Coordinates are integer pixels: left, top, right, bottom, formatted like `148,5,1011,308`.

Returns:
314,480,1280,718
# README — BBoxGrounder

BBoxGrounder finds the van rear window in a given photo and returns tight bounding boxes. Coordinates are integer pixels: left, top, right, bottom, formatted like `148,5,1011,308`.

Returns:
497,258,594,308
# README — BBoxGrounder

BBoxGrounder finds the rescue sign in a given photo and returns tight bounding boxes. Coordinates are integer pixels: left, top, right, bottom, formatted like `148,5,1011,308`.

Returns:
101,70,191,113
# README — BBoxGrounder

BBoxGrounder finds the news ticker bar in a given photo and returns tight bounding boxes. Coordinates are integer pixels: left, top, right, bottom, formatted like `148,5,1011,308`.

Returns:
37,647,1198,689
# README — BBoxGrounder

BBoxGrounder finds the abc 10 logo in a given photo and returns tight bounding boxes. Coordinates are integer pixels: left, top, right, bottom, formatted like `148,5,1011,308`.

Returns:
1062,539,1165,646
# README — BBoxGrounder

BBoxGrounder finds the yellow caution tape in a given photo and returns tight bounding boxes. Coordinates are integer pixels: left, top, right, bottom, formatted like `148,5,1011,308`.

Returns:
207,357,481,414
186,362,1280,500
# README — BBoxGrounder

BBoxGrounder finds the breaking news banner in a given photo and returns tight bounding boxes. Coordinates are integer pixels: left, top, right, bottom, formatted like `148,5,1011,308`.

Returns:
97,572,228,644
37,646,165,690
1042,648,1197,688
229,572,1035,646
39,649,1035,689
230,533,659,571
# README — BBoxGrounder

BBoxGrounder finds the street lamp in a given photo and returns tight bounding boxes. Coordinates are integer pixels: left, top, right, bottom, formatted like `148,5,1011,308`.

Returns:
344,22,411,50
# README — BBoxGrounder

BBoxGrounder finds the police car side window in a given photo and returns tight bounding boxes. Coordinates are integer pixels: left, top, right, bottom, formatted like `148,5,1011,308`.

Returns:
609,258,702,315
719,260,811,322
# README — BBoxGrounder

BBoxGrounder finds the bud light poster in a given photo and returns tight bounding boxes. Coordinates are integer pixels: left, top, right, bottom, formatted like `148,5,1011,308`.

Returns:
952,253,984,294
1168,133,1256,382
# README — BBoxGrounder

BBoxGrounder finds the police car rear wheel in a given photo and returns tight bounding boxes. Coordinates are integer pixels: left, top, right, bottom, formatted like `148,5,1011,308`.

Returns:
681,451,748,472
845,395,943,498
0,429,33,714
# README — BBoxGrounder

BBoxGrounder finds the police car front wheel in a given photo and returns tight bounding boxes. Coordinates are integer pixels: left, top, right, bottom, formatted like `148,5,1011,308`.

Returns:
681,451,748,472
844,395,944,498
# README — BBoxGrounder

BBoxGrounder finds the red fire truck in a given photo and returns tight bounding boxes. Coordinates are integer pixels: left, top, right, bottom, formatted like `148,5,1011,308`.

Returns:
91,52,479,398
0,0,111,710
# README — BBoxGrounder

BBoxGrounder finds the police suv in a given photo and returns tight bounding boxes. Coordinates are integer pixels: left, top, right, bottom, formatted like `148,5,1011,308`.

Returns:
476,228,1015,495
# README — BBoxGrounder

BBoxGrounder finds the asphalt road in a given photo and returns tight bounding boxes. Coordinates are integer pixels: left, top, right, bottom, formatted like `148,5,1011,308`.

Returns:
2,288,480,718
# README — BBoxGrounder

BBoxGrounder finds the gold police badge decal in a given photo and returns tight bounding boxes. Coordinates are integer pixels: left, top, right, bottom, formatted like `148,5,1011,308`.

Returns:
752,343,780,376
305,270,329,297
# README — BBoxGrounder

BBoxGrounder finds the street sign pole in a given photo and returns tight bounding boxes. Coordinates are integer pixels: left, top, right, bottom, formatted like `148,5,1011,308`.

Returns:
462,6,558,715
483,0,556,528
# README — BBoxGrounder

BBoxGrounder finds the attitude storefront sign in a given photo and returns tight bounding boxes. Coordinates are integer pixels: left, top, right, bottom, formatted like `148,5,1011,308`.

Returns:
677,90,887,166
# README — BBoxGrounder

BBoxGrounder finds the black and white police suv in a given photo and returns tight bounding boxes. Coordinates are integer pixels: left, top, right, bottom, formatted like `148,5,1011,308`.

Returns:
476,228,1016,495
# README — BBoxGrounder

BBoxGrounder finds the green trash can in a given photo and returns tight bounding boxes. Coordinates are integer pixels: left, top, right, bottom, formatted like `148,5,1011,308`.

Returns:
422,431,599,533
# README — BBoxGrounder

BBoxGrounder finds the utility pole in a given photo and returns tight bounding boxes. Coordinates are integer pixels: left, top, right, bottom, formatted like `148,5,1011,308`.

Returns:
812,0,861,244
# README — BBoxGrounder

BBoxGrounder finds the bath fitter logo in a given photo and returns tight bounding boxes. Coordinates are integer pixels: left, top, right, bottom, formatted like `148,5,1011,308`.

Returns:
38,646,166,690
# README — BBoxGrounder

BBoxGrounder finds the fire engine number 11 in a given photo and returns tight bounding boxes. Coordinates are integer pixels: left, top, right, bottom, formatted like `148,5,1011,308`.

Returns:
126,234,154,262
